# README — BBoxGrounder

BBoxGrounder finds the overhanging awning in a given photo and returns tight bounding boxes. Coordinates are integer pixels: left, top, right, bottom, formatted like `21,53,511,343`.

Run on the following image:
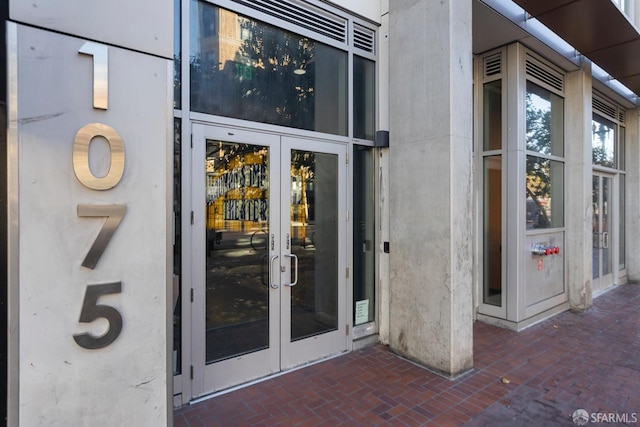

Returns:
513,0,640,96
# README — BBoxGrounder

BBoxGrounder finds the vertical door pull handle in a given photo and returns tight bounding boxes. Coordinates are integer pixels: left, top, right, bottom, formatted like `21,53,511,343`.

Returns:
283,254,298,287
269,255,279,289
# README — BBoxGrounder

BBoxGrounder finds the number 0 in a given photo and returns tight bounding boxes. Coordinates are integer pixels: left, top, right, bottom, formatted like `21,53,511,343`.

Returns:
73,123,125,190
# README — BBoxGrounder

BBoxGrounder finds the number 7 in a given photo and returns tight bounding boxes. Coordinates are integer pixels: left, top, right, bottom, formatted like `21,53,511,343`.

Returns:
78,204,126,269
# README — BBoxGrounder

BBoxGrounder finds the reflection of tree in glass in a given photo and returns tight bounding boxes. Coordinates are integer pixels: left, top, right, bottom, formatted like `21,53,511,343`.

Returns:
237,19,315,128
189,6,316,130
526,93,551,154
526,157,551,229
525,93,551,228
291,151,316,226
174,54,181,109
592,122,614,167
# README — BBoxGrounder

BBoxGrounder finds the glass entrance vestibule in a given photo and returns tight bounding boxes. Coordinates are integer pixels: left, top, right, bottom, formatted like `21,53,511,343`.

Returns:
476,43,628,330
172,0,380,405
591,97,627,295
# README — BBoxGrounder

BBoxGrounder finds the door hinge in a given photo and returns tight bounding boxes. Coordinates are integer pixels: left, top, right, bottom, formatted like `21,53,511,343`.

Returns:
346,267,349,279
346,210,349,221
191,211,194,225
346,153,349,164
345,325,350,336
190,365,194,380
190,134,194,148
190,288,194,302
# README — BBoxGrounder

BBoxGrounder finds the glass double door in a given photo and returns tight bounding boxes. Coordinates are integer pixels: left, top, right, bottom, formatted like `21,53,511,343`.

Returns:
592,173,614,293
191,125,347,397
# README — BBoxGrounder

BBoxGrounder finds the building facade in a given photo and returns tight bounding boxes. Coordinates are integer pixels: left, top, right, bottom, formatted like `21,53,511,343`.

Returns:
3,0,640,424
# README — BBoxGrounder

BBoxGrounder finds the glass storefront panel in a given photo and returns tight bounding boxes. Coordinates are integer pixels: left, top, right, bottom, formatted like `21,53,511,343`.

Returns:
619,126,626,171
190,1,348,135
593,175,600,279
526,81,564,157
205,141,270,363
593,174,615,282
354,56,375,141
483,156,502,306
353,145,375,324
620,174,626,271
174,0,181,109
173,118,182,375
483,80,502,151
526,156,564,230
290,150,339,341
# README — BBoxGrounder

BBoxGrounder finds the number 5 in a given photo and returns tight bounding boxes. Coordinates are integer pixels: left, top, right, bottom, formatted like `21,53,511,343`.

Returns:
73,282,123,350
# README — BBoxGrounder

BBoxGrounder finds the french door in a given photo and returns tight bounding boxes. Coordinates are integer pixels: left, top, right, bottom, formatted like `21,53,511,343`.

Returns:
190,124,347,398
592,173,614,293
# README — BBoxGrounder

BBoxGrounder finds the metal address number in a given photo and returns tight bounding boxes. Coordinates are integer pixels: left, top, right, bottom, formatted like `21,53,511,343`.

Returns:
73,42,126,350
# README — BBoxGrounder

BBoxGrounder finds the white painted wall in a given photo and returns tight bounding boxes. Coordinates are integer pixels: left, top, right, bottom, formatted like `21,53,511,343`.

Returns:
327,0,382,23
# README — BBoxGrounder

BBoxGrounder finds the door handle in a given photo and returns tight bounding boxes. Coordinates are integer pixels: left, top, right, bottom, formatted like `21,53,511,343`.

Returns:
283,253,298,287
602,232,609,249
269,255,279,289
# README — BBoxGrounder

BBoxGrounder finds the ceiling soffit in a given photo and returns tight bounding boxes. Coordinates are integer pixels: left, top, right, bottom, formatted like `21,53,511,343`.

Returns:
513,0,640,96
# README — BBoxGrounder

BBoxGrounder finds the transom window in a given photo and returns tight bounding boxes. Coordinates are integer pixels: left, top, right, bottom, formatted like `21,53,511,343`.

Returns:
187,1,376,140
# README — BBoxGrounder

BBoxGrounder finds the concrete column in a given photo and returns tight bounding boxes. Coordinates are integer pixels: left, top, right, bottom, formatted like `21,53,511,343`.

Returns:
377,0,391,346
388,0,473,377
626,108,640,281
565,63,593,310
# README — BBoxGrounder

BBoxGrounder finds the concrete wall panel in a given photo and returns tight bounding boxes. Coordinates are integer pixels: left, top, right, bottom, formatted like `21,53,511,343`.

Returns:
9,23,172,426
10,0,173,58
388,0,473,377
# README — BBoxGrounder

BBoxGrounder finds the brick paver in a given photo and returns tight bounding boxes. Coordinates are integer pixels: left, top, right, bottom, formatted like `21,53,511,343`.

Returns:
175,284,640,426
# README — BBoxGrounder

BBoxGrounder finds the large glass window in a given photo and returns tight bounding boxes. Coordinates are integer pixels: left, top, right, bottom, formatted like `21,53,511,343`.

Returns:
353,145,375,324
483,156,502,306
619,174,626,271
483,80,502,151
526,157,564,229
174,0,181,109
619,126,626,171
526,81,564,230
592,114,616,168
354,56,375,140
190,1,348,135
526,81,564,157
173,118,182,375
481,77,503,308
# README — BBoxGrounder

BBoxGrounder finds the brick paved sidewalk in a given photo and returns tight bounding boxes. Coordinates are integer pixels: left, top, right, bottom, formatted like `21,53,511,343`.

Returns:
175,284,640,426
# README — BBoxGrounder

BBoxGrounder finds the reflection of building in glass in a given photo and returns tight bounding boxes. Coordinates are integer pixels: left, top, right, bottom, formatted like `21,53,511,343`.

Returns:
191,3,347,134
206,143,268,234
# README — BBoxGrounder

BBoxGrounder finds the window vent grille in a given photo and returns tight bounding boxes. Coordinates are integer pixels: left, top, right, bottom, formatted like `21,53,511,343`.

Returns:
593,97,617,121
618,109,626,124
525,55,564,93
354,23,375,53
484,53,502,77
231,0,347,43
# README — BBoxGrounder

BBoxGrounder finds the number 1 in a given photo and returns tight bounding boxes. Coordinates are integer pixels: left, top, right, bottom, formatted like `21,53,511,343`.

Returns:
79,42,109,110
